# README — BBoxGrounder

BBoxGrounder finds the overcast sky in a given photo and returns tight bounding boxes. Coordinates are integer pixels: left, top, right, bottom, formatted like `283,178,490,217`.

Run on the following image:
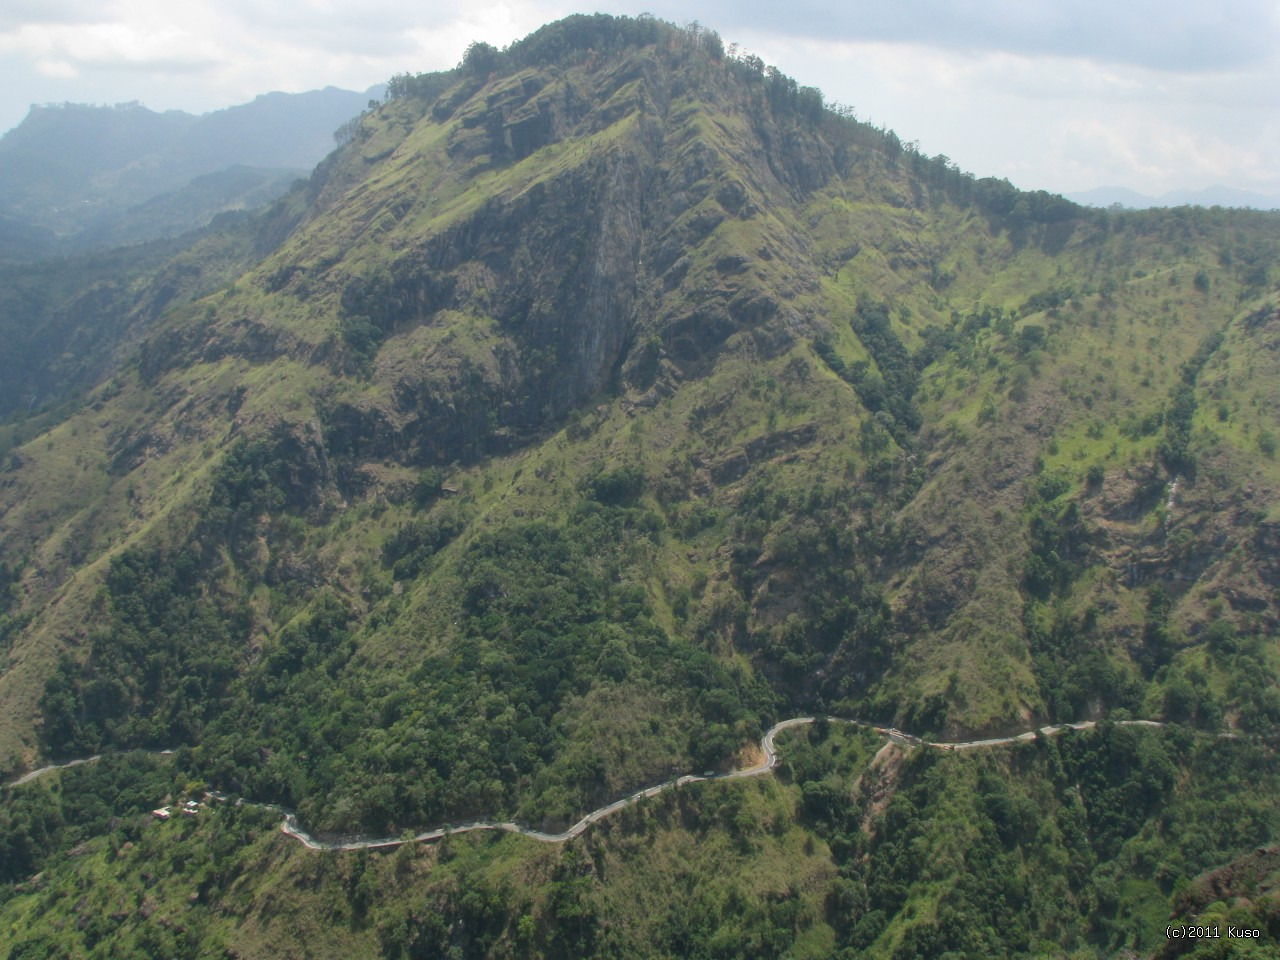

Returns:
2,1,1278,197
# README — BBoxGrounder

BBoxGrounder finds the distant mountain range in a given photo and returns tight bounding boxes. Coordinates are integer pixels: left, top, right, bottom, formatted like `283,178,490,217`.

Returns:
0,86,382,258
1067,184,1280,210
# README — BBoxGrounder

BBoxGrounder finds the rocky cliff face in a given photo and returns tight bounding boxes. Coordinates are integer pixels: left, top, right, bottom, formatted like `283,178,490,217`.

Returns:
192,47,845,474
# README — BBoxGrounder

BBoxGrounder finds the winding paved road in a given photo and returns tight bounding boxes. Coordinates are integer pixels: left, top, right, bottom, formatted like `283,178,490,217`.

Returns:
274,718,1188,849
9,748,174,787
4,717,1183,851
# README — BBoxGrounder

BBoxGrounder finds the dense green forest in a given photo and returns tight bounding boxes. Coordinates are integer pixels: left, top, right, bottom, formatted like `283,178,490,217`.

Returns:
1,13,1278,959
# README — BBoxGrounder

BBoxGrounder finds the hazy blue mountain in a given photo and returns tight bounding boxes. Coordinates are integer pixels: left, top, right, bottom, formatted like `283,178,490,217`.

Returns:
112,87,385,196
0,214,56,262
73,166,306,249
0,102,197,220
0,86,382,256
1069,184,1280,210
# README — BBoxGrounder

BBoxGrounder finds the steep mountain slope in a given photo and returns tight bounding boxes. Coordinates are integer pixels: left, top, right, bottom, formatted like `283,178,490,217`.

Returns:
0,200,297,427
1,15,1278,959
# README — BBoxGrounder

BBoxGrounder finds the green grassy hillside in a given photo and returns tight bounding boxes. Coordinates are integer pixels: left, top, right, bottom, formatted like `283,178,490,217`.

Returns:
0,14,1277,958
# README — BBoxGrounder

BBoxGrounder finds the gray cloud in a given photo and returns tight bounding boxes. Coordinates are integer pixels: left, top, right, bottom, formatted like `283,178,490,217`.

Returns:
214,0,493,51
0,0,105,30
79,54,221,74
618,0,1279,72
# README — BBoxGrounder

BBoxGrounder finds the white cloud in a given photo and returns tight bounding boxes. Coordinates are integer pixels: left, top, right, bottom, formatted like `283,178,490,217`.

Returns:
34,57,78,79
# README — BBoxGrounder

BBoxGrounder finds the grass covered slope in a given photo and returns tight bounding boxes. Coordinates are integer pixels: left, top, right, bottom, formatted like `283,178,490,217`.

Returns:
0,13,1278,957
